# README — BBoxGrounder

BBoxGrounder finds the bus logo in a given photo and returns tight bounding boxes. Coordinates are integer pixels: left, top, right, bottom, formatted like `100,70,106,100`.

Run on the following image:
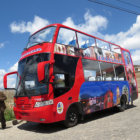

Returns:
57,102,64,114
21,48,42,58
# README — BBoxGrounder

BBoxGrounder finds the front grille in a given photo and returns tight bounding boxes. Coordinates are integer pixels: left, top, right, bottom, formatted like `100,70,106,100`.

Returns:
17,104,32,110
19,112,30,116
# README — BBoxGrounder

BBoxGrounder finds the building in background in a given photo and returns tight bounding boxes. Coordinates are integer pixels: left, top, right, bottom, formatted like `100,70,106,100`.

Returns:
134,65,140,72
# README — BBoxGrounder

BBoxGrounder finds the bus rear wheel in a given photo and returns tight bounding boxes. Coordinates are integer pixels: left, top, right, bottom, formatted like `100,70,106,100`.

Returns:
64,107,78,128
119,96,127,111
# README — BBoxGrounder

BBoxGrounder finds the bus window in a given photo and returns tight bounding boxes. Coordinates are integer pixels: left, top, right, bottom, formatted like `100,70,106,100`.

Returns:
27,26,56,48
54,74,65,88
53,54,78,98
57,28,77,47
82,59,101,81
96,39,110,51
114,65,126,81
100,62,115,81
111,45,121,54
77,32,96,49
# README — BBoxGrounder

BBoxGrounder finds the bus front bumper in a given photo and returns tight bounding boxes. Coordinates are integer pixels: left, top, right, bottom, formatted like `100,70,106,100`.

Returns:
13,106,53,123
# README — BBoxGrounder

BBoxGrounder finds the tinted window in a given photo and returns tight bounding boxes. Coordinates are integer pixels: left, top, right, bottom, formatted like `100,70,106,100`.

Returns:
82,59,101,81
16,53,50,97
114,64,126,81
53,54,78,98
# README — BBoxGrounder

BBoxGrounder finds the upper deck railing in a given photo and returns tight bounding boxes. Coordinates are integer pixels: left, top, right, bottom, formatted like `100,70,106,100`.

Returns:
53,24,124,64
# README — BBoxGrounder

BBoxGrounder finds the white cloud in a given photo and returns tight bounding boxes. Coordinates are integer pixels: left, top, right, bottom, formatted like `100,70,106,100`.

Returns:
0,62,18,89
0,69,6,89
9,11,140,65
104,15,140,50
10,11,108,36
10,16,49,34
9,62,18,72
0,43,4,48
57,11,108,47
62,11,140,64
62,10,108,35
0,69,6,78
7,76,16,89
104,15,140,64
131,50,140,65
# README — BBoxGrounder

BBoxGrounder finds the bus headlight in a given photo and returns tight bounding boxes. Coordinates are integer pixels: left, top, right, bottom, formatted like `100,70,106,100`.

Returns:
34,100,53,107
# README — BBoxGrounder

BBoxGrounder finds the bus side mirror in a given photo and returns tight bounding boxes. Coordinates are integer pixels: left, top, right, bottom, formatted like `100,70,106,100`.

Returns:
3,71,18,89
37,62,50,83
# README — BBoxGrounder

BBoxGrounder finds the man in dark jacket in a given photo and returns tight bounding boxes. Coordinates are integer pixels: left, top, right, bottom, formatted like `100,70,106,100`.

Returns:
0,91,7,129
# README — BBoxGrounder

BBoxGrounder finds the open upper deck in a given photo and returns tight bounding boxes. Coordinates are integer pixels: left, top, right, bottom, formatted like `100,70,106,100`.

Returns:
54,24,126,64
23,23,130,65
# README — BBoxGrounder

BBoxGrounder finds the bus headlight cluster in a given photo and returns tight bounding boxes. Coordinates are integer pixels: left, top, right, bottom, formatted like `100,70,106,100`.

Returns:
34,100,53,107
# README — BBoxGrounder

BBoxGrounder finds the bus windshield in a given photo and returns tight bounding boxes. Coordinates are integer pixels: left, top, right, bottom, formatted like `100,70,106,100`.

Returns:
16,53,50,97
27,26,56,48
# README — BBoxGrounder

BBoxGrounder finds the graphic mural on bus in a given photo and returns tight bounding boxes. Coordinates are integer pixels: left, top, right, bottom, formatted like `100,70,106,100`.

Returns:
79,81,130,114
54,43,122,64
123,51,137,100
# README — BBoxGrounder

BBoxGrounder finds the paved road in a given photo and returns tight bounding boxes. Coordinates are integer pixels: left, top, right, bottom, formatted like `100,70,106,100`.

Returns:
1,97,140,140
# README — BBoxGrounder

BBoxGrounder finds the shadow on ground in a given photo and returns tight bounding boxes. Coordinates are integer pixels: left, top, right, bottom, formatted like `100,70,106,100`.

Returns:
83,104,136,123
0,126,12,130
17,105,136,134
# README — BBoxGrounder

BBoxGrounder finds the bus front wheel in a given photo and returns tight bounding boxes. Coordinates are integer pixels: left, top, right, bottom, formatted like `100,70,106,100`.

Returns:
64,107,79,128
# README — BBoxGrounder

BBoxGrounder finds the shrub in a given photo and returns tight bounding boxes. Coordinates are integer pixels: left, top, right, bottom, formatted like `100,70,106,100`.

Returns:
4,108,15,121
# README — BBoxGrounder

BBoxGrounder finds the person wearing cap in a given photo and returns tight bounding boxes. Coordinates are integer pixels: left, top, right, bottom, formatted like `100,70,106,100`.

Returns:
0,91,7,129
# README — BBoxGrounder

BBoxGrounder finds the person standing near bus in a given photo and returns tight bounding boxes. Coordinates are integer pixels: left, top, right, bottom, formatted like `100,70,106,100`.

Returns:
0,91,7,129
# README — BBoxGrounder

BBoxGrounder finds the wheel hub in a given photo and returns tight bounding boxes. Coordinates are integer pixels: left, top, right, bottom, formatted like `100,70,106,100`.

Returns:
69,113,77,122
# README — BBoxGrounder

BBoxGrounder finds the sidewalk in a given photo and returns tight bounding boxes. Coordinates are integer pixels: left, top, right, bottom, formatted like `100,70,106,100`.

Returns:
0,120,24,129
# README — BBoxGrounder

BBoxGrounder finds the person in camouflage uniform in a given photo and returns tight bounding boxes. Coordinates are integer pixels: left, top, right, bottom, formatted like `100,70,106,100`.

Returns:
0,91,7,129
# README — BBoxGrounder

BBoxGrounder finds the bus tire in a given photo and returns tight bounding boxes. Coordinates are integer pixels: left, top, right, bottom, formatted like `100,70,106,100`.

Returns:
64,107,79,128
119,95,127,112
131,98,133,106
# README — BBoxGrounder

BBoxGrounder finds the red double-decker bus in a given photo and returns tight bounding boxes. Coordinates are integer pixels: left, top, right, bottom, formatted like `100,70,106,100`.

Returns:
4,24,138,127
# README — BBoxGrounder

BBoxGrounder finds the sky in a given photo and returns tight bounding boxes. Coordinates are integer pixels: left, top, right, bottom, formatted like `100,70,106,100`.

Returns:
0,0,140,88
